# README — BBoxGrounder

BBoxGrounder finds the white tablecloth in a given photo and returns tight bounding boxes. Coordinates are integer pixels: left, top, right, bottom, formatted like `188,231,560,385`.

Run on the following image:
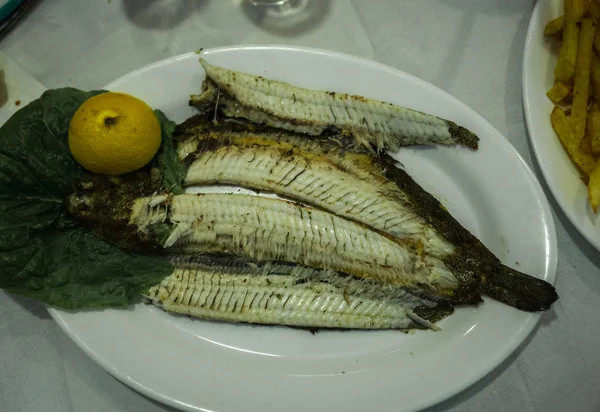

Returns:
2,0,600,411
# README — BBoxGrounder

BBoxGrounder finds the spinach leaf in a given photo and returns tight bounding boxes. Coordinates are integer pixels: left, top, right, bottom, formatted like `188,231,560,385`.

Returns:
153,110,186,194
0,88,173,309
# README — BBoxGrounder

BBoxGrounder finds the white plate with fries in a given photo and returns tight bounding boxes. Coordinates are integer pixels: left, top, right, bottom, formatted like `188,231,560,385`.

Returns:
524,0,600,250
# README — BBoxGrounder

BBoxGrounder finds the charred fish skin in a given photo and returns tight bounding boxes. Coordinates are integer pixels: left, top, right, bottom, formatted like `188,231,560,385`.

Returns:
129,193,460,295
145,255,454,330
379,152,559,311
192,58,479,152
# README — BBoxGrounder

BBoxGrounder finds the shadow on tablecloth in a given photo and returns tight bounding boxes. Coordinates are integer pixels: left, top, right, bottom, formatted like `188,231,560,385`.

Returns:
122,0,209,30
4,292,52,320
433,0,536,94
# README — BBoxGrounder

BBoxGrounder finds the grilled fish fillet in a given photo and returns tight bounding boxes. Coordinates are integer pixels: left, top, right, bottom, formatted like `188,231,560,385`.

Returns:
190,58,479,152
171,115,558,312
144,255,454,330
179,131,453,259
129,193,458,292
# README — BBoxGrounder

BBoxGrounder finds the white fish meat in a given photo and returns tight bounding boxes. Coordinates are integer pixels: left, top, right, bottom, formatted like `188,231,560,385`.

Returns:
129,193,459,292
182,135,453,259
144,255,454,330
191,58,479,152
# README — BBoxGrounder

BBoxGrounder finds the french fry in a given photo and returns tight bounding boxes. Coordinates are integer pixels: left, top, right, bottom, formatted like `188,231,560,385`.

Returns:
544,16,564,36
588,160,600,212
591,0,600,22
546,4,600,212
581,132,593,153
573,0,589,21
585,0,591,15
551,106,596,176
594,27,600,55
547,82,572,103
544,1,590,36
587,110,600,153
571,18,595,140
591,54,600,98
555,1,580,83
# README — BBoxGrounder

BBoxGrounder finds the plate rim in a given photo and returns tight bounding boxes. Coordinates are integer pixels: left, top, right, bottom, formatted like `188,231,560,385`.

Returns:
522,0,600,251
48,44,558,412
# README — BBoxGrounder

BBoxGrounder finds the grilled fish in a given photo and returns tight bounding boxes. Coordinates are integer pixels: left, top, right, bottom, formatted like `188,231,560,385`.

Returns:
172,115,558,312
66,168,557,312
63,75,557,315
145,255,454,330
129,193,458,292
179,128,453,259
190,58,479,152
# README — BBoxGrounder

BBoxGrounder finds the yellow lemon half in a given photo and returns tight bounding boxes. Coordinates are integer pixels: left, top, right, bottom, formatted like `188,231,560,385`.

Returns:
68,92,161,176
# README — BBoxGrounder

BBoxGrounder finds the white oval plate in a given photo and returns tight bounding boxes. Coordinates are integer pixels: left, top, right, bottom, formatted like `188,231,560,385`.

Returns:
48,46,556,412
523,0,600,250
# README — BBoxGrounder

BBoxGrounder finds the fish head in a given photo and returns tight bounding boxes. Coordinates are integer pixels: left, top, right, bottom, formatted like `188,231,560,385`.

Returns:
64,170,163,251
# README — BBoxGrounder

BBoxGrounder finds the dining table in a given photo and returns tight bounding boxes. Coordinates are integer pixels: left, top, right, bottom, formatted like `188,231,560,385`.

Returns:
1,0,600,411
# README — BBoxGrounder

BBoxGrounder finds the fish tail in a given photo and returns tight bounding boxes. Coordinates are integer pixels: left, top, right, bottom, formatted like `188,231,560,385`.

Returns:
448,121,479,150
481,264,558,312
